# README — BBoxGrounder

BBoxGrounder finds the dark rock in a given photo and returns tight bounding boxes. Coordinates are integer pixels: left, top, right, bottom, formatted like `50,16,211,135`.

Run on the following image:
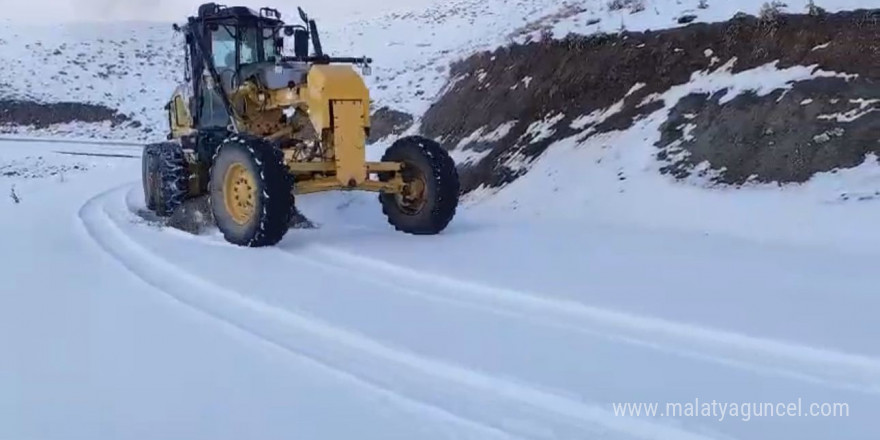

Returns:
657,78,880,184
369,107,414,143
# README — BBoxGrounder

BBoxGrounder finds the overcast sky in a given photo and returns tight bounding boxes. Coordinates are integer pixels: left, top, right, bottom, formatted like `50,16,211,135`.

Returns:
0,0,436,23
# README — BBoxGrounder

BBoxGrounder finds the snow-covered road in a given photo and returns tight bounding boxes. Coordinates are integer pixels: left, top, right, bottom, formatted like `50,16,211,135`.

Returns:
3,139,878,439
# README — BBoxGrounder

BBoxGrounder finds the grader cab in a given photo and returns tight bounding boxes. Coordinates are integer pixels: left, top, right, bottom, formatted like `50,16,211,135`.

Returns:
142,3,459,247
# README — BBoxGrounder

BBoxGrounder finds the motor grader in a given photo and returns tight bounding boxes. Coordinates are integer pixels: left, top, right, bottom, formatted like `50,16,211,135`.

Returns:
142,3,459,247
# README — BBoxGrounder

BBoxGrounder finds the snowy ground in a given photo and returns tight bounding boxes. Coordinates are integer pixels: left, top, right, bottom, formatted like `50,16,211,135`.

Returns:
3,139,879,440
4,1,880,438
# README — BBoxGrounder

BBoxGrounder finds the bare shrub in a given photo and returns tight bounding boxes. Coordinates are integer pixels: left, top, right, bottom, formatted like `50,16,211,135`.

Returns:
608,0,646,13
10,186,20,204
508,3,588,40
759,1,787,21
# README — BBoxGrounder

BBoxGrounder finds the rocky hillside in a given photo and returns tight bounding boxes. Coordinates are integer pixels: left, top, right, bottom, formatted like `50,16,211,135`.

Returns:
424,8,880,192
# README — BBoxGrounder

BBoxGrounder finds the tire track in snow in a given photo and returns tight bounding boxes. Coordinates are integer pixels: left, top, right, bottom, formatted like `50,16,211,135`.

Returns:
79,185,526,440
280,244,880,395
0,136,143,147
80,184,722,440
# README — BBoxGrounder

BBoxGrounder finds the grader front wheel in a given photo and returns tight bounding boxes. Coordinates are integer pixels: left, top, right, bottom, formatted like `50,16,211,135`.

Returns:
222,163,258,225
209,135,294,247
379,136,460,234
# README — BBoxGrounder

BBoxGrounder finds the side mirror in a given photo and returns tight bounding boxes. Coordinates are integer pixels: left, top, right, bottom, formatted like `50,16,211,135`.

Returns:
297,7,309,24
362,63,372,76
293,28,309,58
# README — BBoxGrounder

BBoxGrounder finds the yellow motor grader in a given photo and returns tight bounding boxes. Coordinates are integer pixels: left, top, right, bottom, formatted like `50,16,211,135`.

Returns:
142,3,459,247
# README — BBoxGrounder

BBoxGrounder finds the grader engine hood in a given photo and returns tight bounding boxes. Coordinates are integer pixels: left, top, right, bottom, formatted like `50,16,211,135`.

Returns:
301,64,372,186
237,63,371,134
302,65,371,134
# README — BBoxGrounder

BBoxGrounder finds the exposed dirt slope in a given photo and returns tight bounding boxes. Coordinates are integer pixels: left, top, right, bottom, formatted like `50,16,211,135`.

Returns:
0,99,131,130
368,107,414,144
423,9,880,192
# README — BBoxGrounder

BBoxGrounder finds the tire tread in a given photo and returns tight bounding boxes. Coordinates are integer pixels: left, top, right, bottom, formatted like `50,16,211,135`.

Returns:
209,134,294,247
379,136,460,234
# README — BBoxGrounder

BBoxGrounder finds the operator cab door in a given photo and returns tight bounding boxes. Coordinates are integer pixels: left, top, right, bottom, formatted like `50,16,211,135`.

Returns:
197,23,268,130
197,24,235,130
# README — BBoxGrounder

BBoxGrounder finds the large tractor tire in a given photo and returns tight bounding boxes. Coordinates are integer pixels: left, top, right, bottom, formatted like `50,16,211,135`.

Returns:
209,134,294,247
379,136,460,235
142,144,159,210
143,142,188,217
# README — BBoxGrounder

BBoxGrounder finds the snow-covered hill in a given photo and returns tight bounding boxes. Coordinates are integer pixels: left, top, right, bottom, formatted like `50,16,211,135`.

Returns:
0,0,868,140
0,20,180,140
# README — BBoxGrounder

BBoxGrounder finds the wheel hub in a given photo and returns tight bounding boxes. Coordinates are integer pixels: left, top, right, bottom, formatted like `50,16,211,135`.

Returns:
223,163,257,225
397,165,428,215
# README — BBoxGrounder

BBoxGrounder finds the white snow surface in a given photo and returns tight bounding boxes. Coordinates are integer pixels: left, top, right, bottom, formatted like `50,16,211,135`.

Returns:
451,121,518,165
3,131,880,440
4,0,880,439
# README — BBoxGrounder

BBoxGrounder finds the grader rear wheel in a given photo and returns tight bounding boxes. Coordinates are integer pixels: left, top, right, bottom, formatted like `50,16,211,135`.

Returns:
209,135,294,247
142,142,188,217
142,144,158,210
379,136,460,234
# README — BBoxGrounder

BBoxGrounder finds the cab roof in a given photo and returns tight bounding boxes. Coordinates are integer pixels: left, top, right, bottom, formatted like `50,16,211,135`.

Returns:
194,3,284,26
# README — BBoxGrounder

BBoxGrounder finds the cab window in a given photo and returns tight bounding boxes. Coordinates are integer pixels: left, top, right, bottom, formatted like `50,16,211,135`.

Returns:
263,28,279,62
240,26,260,65
211,25,236,69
